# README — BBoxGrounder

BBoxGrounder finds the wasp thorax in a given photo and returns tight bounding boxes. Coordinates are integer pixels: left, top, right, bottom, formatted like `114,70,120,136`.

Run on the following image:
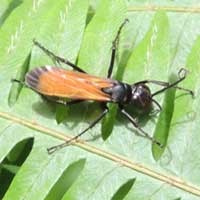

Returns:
131,84,152,113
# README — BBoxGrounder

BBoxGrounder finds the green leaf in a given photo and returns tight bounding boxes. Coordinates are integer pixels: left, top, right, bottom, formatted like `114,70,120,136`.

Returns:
45,159,86,200
0,0,23,27
102,103,118,140
152,73,177,160
111,178,136,200
2,164,19,174
1,1,200,200
78,0,126,73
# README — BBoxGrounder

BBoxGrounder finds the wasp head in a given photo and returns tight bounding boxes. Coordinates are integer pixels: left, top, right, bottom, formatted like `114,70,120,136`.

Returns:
130,84,152,113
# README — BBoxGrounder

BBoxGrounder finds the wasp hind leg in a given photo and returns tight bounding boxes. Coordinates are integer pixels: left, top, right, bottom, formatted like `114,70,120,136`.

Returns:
33,39,86,73
47,107,109,154
11,79,25,85
11,79,32,89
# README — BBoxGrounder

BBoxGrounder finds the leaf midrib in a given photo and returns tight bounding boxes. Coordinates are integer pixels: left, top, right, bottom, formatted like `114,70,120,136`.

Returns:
128,5,200,13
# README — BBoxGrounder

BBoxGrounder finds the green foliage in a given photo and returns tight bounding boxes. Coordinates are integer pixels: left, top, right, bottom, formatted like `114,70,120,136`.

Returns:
0,0,200,199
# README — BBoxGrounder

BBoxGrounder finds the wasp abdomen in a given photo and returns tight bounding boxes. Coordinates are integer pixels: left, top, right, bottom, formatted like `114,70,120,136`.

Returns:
25,66,48,90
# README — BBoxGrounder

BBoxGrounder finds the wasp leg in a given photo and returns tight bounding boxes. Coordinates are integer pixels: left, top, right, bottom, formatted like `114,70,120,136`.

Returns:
47,107,109,154
107,19,129,78
120,108,162,147
33,39,86,73
11,79,26,86
63,99,85,106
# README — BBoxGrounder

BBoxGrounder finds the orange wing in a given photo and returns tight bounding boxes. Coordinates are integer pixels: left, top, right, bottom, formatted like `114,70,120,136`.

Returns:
25,66,114,101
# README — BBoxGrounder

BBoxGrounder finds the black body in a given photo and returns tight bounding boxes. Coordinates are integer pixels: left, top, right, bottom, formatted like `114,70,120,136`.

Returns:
102,81,153,113
103,81,132,103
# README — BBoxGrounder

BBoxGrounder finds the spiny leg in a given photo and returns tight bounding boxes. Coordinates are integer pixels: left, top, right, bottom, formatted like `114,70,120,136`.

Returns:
11,79,25,86
33,39,86,73
47,107,109,154
120,108,162,147
107,19,129,78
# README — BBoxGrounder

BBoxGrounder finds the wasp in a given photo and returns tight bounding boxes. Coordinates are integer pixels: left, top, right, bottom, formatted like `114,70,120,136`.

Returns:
13,20,193,153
